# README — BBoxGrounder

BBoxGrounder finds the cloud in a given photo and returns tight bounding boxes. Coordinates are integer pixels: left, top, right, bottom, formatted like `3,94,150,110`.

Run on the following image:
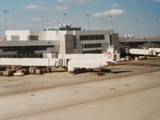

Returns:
31,17,42,21
91,9,124,18
151,0,160,2
24,5,51,10
112,3,119,7
109,9,124,16
57,0,92,4
19,23,32,28
24,4,69,11
54,6,69,11
41,1,47,4
24,5,38,10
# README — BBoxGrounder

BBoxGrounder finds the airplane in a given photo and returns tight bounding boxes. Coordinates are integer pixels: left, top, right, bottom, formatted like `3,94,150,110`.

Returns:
67,45,115,74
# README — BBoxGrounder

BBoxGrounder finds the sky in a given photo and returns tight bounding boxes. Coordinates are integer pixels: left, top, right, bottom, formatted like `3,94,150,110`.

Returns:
0,0,160,37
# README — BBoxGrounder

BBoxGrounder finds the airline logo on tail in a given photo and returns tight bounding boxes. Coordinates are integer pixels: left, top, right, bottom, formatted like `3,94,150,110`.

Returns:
106,45,114,62
107,52,112,59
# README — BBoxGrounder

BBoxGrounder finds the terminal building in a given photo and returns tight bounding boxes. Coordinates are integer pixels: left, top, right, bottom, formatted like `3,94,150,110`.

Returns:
119,36,160,57
0,24,120,58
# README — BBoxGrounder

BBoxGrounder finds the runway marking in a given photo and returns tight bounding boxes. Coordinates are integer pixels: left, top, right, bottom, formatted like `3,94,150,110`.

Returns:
15,84,21,87
125,85,131,87
110,88,116,90
30,94,35,97
3,84,160,120
43,84,52,88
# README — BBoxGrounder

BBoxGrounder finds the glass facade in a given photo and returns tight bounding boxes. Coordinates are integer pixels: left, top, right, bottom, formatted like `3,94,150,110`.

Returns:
0,45,54,58
28,35,39,40
80,35,105,41
83,50,102,54
83,43,102,48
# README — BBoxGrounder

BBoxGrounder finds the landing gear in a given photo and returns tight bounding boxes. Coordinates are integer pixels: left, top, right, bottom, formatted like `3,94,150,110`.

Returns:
73,68,86,74
97,69,105,76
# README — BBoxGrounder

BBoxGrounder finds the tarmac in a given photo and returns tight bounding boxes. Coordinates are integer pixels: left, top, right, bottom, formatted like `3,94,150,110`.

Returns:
0,57,160,120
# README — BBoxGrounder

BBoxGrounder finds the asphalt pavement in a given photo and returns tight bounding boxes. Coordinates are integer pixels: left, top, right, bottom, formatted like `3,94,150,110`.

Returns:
0,58,160,120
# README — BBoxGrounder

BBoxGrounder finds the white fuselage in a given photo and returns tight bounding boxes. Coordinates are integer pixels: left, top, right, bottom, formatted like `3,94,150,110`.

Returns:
68,59,108,71
67,45,114,71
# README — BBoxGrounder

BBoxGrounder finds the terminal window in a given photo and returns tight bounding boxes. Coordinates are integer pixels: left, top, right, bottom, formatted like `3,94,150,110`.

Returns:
83,50,102,53
0,45,54,58
11,36,19,41
28,35,39,41
84,43,102,48
80,35,105,41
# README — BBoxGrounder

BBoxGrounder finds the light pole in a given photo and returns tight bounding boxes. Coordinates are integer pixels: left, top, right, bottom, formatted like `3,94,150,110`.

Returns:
156,20,160,36
63,13,67,24
86,14,90,30
109,14,113,30
101,17,104,30
62,16,65,23
4,10,7,31
126,19,130,35
41,16,44,30
13,15,16,30
135,17,140,37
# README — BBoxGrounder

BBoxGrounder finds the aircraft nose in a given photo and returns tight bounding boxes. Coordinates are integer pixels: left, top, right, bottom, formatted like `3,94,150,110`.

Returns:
100,61,108,66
